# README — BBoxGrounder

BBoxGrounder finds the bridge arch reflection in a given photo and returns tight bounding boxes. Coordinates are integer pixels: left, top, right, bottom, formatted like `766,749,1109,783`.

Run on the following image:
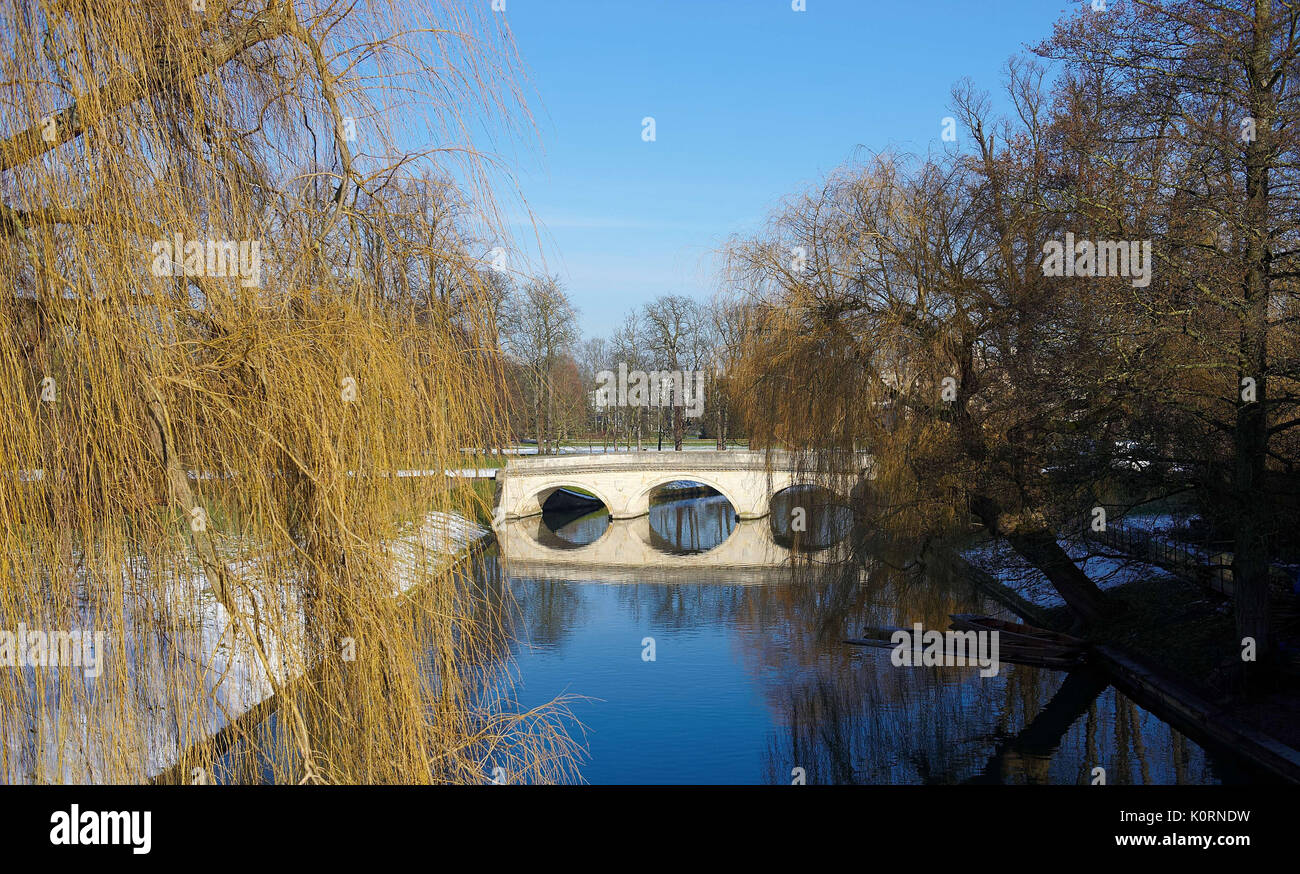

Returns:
497,509,850,586
769,484,856,552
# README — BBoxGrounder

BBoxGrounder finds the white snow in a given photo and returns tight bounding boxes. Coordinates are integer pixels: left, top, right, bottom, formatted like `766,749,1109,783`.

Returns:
2,511,490,783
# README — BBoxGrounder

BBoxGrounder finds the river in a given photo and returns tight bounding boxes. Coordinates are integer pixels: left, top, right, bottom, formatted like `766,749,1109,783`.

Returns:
485,487,1251,784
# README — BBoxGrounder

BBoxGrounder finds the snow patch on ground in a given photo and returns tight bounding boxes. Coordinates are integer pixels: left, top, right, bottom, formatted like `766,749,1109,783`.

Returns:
3,511,489,784
964,535,1177,610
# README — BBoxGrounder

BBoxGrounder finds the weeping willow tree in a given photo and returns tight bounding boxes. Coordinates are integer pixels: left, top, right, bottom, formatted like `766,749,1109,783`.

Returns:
0,0,579,783
723,64,1166,629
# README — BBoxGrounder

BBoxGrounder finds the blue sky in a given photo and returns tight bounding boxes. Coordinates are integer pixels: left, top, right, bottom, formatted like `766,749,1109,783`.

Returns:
496,0,1080,336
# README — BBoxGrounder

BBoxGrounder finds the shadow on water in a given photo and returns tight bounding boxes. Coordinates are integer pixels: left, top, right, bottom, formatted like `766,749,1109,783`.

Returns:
537,489,611,547
489,491,1260,785
769,484,855,553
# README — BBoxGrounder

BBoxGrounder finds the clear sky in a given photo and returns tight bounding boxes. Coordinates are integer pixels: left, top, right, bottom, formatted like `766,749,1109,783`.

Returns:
497,0,1079,336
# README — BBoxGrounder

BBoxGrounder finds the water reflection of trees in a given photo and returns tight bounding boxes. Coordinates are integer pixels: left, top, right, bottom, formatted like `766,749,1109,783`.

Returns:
494,494,1230,784
645,496,737,554
480,552,585,650
210,548,583,785
748,546,1229,784
757,653,1224,785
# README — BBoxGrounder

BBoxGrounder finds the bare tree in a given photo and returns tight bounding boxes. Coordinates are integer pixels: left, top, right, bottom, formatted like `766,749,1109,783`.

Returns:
640,294,707,450
611,311,646,450
1038,0,1300,661
502,275,579,454
726,131,1127,626
707,293,756,448
578,336,609,449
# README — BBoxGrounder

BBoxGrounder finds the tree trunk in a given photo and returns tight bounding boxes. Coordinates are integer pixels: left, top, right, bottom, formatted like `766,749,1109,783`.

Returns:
971,494,1109,627
533,371,543,454
968,668,1110,784
1234,3,1274,658
545,358,557,455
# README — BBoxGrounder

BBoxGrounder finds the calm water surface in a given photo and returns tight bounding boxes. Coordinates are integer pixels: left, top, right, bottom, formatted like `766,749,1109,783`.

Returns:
489,489,1247,785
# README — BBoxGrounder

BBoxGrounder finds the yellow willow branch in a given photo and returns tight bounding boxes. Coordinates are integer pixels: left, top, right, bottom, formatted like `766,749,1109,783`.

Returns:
0,5,292,172
141,380,322,783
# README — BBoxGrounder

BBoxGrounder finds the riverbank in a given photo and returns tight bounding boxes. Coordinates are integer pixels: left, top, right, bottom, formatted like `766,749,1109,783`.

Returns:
151,511,497,785
960,554,1300,784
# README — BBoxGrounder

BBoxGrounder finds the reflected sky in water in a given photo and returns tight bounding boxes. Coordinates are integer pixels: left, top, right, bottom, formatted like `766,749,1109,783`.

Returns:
491,491,1253,785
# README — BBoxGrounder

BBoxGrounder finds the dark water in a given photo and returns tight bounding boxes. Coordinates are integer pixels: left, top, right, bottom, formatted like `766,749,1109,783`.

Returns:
490,489,1250,785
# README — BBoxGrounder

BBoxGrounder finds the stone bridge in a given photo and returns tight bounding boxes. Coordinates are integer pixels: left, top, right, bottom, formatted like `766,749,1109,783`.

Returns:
492,449,872,523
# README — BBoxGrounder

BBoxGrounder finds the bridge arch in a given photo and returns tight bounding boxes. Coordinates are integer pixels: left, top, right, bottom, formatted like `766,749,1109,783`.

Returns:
769,480,849,507
507,479,621,522
631,473,745,520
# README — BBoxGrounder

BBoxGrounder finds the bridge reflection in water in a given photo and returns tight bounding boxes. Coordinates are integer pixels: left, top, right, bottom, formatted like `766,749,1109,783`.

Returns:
485,490,1240,785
